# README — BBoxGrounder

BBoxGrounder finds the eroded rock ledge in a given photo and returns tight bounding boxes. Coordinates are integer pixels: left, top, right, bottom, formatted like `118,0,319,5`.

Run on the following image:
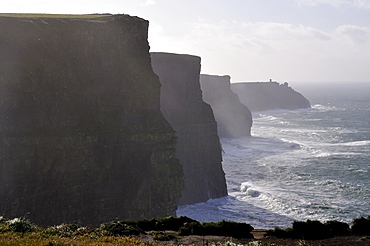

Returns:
200,74,252,138
151,52,227,205
0,14,183,226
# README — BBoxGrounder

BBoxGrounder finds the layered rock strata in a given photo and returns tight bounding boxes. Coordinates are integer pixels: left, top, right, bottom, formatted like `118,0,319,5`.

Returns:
151,53,227,205
0,14,184,226
231,82,311,111
200,74,252,138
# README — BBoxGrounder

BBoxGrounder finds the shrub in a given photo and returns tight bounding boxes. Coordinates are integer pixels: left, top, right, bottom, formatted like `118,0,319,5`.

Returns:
269,227,295,238
201,221,223,235
324,220,350,237
178,221,203,236
120,216,198,232
133,219,157,231
214,220,254,238
43,224,91,237
157,216,198,231
99,221,143,236
270,220,352,239
268,227,294,238
351,217,370,235
292,220,328,240
6,218,36,233
179,220,253,238
0,216,8,232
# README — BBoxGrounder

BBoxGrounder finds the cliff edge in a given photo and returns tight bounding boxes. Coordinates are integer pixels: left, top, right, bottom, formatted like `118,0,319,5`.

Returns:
200,74,252,138
231,82,311,111
0,14,184,226
151,52,227,205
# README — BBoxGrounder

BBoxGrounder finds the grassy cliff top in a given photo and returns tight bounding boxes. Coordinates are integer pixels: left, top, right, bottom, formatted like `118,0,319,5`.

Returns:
0,13,113,19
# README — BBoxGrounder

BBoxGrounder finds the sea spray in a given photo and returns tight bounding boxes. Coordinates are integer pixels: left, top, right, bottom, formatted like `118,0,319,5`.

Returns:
178,83,370,229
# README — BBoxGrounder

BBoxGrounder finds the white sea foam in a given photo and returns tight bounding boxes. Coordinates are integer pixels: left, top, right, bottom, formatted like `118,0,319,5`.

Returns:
176,195,294,229
316,152,331,157
354,169,368,173
334,140,370,146
260,115,279,121
178,89,370,229
312,104,340,111
240,183,261,197
315,151,362,157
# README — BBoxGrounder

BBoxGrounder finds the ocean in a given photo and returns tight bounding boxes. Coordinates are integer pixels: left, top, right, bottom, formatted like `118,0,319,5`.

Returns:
177,82,370,229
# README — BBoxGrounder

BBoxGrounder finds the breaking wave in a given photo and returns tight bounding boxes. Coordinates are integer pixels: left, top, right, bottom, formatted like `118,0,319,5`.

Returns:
178,84,370,229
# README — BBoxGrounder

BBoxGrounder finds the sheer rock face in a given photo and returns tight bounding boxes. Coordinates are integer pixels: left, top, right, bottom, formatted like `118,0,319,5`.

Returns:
151,52,227,205
0,14,184,226
200,74,252,138
231,82,311,112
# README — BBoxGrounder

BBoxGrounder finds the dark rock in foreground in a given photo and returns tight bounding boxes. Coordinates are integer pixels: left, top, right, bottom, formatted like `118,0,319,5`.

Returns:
151,52,227,205
231,82,311,111
0,14,184,226
200,74,252,138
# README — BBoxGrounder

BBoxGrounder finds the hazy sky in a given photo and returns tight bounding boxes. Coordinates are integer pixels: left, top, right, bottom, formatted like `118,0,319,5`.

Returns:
3,0,370,83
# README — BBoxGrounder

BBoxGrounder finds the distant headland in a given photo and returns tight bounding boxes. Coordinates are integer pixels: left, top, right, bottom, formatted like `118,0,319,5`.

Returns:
231,80,311,111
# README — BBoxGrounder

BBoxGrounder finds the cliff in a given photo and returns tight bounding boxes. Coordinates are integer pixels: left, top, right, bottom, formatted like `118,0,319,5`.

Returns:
150,53,227,205
231,82,311,111
200,74,252,138
0,14,184,226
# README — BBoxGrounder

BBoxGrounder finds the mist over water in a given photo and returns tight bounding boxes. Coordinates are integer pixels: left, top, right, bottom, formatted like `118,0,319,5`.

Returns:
177,82,370,229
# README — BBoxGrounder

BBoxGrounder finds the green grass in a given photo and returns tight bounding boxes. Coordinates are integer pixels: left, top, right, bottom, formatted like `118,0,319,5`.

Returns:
0,232,156,246
0,234,291,246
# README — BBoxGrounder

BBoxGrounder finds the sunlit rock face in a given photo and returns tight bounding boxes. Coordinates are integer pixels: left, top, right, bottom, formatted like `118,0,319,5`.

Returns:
231,82,311,111
0,14,184,226
151,52,227,205
200,74,252,138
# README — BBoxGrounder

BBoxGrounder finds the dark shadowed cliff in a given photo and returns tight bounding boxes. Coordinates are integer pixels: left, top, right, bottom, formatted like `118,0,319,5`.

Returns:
0,14,184,226
231,82,311,111
150,53,227,205
200,74,252,138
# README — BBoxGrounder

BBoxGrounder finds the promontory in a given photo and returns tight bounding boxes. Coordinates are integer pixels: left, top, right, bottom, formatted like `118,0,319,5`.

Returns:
0,14,183,226
231,81,311,111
